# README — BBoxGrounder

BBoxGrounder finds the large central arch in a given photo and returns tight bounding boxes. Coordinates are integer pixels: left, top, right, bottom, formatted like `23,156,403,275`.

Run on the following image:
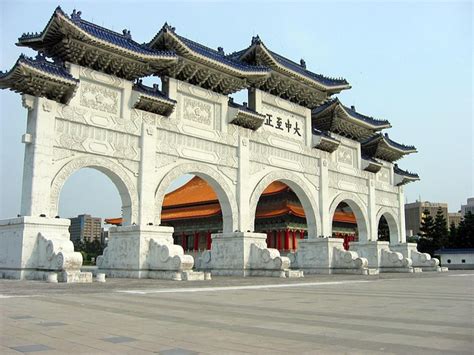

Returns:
154,162,239,233
329,192,369,242
50,156,139,225
249,170,321,238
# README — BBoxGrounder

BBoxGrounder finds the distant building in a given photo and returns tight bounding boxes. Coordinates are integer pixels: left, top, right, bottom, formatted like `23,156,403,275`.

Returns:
435,249,474,269
405,201,448,236
461,198,474,216
448,212,463,228
69,214,102,243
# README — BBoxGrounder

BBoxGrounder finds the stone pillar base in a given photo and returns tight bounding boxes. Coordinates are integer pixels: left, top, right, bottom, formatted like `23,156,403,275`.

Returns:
0,217,89,283
199,232,302,278
390,243,445,272
97,225,204,281
288,238,371,275
350,241,417,273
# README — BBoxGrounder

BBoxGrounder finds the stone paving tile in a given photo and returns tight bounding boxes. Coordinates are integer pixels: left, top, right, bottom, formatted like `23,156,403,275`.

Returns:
102,336,137,344
159,348,199,355
36,322,67,327
9,344,52,353
9,315,34,320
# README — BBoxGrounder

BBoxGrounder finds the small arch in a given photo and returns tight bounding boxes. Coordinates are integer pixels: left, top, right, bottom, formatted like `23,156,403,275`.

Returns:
154,162,238,233
249,170,321,238
50,156,139,225
376,207,400,244
329,192,369,242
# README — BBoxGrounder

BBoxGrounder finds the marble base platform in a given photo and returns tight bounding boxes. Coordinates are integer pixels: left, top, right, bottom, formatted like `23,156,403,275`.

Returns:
0,216,90,283
199,232,302,278
97,225,204,281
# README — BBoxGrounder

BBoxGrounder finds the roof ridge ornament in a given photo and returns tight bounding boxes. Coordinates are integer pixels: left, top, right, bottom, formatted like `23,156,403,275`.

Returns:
71,9,82,21
251,35,261,45
122,29,132,39
217,46,224,55
163,22,176,33
300,59,306,69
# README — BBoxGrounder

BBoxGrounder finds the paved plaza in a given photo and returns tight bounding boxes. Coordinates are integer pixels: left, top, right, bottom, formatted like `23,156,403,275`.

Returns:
1,271,473,354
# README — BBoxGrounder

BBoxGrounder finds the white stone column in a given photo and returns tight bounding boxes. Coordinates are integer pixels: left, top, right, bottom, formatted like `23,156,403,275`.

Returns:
137,123,157,226
397,186,407,243
20,95,56,218
237,136,251,232
366,178,377,242
319,158,330,238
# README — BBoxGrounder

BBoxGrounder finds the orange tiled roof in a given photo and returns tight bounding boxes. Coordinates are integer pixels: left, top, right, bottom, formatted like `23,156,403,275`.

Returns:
105,177,356,224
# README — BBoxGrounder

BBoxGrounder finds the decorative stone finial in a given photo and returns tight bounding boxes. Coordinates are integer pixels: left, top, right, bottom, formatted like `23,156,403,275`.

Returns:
35,51,46,61
300,59,306,69
122,29,132,39
251,35,261,45
217,46,224,55
71,9,82,20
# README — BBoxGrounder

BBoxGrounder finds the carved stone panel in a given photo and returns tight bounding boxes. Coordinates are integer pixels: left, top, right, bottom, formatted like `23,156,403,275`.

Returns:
79,81,120,115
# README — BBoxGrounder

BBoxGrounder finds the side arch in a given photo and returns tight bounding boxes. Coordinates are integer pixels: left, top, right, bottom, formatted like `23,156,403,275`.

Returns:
154,162,238,233
376,207,400,244
328,192,369,242
249,170,321,238
50,156,139,225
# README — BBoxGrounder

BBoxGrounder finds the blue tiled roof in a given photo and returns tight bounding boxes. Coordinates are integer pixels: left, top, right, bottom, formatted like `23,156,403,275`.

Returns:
149,24,269,73
268,50,348,87
434,248,474,255
228,99,264,116
393,164,419,178
228,39,349,88
312,98,390,127
382,133,416,151
19,7,175,58
312,128,334,139
133,81,176,103
0,53,77,82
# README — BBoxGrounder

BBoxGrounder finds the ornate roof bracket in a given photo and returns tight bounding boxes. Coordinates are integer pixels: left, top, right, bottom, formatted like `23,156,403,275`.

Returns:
131,81,176,117
361,133,417,162
312,130,340,153
394,164,420,185
227,100,265,130
0,54,78,104
312,98,391,141
361,156,383,173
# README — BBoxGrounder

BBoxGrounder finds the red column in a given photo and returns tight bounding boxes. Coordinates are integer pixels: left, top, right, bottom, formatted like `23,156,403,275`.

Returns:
266,231,271,248
292,230,297,250
194,231,199,251
182,232,187,251
300,229,304,239
284,229,290,251
276,230,282,250
206,231,212,250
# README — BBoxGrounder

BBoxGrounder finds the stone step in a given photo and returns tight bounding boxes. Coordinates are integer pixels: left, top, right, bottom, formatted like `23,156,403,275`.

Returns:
285,269,304,278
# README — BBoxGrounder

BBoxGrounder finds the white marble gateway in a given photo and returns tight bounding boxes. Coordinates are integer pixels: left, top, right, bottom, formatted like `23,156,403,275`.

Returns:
0,7,437,280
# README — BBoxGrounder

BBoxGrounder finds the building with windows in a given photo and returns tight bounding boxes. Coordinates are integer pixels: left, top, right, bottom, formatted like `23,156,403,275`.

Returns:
461,198,474,217
69,214,102,243
405,201,448,236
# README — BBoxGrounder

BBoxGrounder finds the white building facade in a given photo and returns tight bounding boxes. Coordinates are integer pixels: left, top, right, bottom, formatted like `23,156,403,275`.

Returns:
0,8,443,281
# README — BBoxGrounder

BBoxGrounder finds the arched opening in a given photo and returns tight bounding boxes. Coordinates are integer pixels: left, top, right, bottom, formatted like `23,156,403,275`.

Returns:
377,210,400,244
378,216,390,241
58,167,125,264
157,174,225,258
253,181,308,254
331,202,359,250
329,194,369,249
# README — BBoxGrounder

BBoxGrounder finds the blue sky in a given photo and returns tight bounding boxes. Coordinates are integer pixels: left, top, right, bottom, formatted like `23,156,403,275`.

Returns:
0,0,472,220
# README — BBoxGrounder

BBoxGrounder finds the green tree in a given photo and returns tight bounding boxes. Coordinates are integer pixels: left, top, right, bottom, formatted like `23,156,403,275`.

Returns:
417,209,436,255
432,207,448,250
457,211,474,248
418,209,434,237
448,221,457,248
